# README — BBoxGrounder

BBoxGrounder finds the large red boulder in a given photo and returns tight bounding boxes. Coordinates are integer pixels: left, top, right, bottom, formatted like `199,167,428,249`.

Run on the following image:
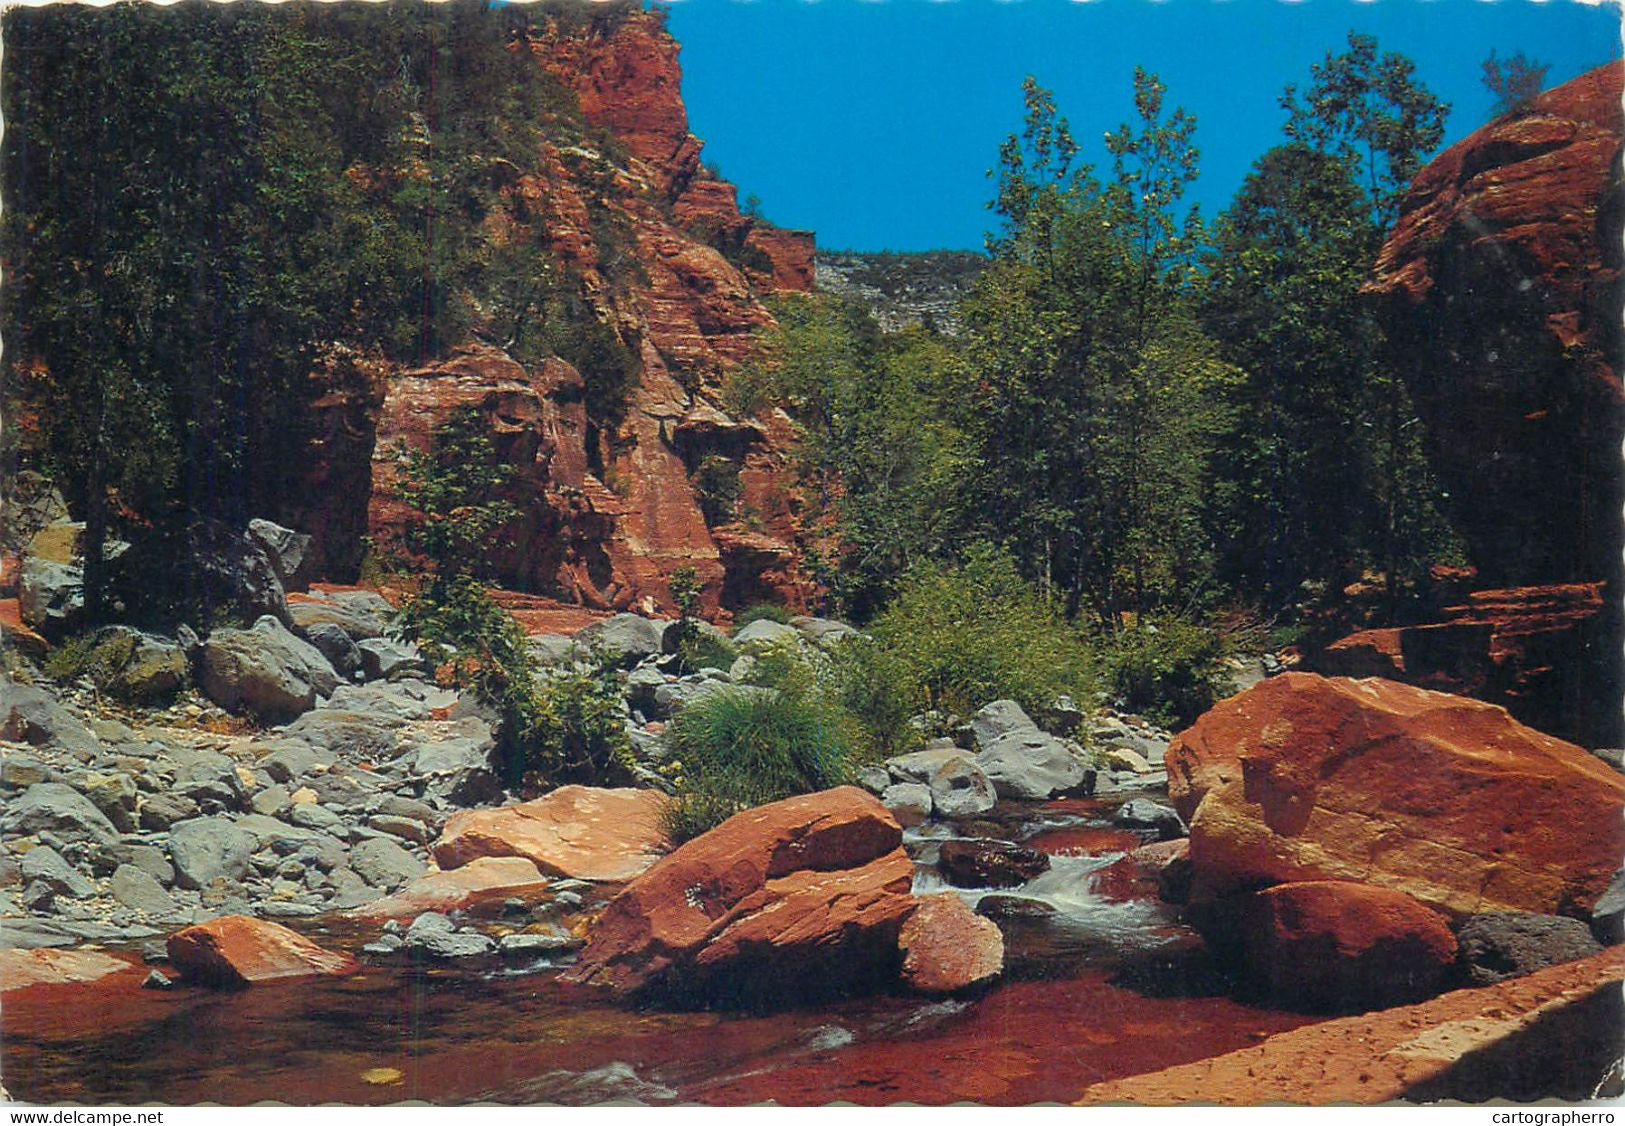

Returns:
1235,881,1457,1012
167,916,359,987
898,893,1004,996
1166,673,1625,917
562,787,916,1006
433,786,668,882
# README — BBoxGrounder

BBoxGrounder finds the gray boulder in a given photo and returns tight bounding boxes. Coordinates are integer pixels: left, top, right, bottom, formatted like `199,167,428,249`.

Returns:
110,864,178,915
325,679,457,722
885,747,997,819
256,741,337,785
280,710,404,758
856,764,891,796
526,634,583,667
789,615,859,650
880,782,932,827
1457,913,1603,985
1,782,117,844
409,928,495,959
730,618,801,655
168,817,257,890
356,637,428,682
974,730,1090,801
350,837,424,891
575,614,665,667
0,680,99,758
970,699,1040,751
246,518,316,592
200,616,340,721
138,792,201,832
103,518,288,630
91,628,189,701
74,770,139,832
625,666,668,715
288,591,393,641
18,557,83,634
285,802,345,834
1113,798,1185,841
399,718,502,805
301,623,364,681
19,845,94,898
1592,868,1625,944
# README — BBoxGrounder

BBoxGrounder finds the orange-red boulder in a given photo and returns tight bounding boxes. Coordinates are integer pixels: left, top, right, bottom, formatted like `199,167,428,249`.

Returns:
1235,881,1457,1012
167,915,359,987
433,785,668,882
1166,673,1625,917
563,786,915,1006
898,893,1004,996
345,856,552,921
0,948,138,994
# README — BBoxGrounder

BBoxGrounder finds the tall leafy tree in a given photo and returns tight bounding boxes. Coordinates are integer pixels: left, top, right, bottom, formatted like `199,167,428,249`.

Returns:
1281,31,1450,228
963,73,1236,626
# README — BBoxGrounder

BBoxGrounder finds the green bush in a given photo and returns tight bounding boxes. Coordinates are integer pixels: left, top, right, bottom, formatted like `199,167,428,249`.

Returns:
867,544,1094,719
679,631,738,675
733,603,793,631
661,686,860,842
1098,616,1226,729
828,637,925,758
42,634,98,683
529,656,634,784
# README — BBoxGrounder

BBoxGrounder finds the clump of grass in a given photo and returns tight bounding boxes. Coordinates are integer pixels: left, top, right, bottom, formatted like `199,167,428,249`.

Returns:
660,686,859,843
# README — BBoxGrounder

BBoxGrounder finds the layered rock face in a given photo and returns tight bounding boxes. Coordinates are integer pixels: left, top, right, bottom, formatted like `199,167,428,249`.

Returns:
1367,62,1624,587
1166,673,1625,918
334,10,819,616
1314,581,1616,745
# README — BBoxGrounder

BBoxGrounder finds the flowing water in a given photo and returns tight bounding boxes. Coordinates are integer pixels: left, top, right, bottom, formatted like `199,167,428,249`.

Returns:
2,800,1322,1105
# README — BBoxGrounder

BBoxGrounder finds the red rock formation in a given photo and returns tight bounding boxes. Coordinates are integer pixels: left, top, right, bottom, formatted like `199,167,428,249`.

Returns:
562,787,914,1005
1077,947,1625,1105
1166,673,1625,918
345,856,552,922
1367,62,1624,587
433,785,668,881
352,10,820,617
0,948,137,994
898,893,1005,996
1315,581,1615,744
1235,880,1458,1011
167,915,359,987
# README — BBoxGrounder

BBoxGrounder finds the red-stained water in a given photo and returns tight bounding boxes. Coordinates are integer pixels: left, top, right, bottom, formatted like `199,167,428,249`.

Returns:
1,807,1323,1106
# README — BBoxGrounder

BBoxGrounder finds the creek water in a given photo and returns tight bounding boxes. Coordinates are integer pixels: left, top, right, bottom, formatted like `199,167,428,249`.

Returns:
2,799,1322,1106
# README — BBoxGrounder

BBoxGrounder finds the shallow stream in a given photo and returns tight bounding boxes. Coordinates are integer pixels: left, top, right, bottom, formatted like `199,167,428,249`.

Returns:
2,799,1322,1105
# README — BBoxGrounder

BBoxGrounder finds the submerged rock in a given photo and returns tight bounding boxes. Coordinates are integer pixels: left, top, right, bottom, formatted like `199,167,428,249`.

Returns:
937,838,1050,889
167,915,358,987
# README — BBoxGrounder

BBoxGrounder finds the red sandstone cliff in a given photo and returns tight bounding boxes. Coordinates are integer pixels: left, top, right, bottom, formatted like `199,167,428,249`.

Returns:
1347,66,1624,745
348,8,819,616
1366,62,1623,587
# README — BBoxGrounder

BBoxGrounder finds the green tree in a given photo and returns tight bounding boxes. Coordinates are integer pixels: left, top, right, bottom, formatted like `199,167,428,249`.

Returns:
1482,49,1549,118
963,73,1235,625
1282,31,1451,227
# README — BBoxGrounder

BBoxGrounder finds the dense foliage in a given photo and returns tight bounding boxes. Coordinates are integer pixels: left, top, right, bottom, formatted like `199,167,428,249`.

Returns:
1,0,639,610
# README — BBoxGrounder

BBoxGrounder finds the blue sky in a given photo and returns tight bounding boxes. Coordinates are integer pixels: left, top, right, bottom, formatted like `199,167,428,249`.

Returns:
664,0,1622,251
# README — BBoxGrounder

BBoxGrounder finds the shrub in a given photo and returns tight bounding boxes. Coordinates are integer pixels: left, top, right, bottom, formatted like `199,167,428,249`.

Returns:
733,603,793,630
828,636,925,758
1098,616,1226,729
679,631,738,675
867,544,1094,719
42,633,97,683
528,655,634,785
661,686,860,842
